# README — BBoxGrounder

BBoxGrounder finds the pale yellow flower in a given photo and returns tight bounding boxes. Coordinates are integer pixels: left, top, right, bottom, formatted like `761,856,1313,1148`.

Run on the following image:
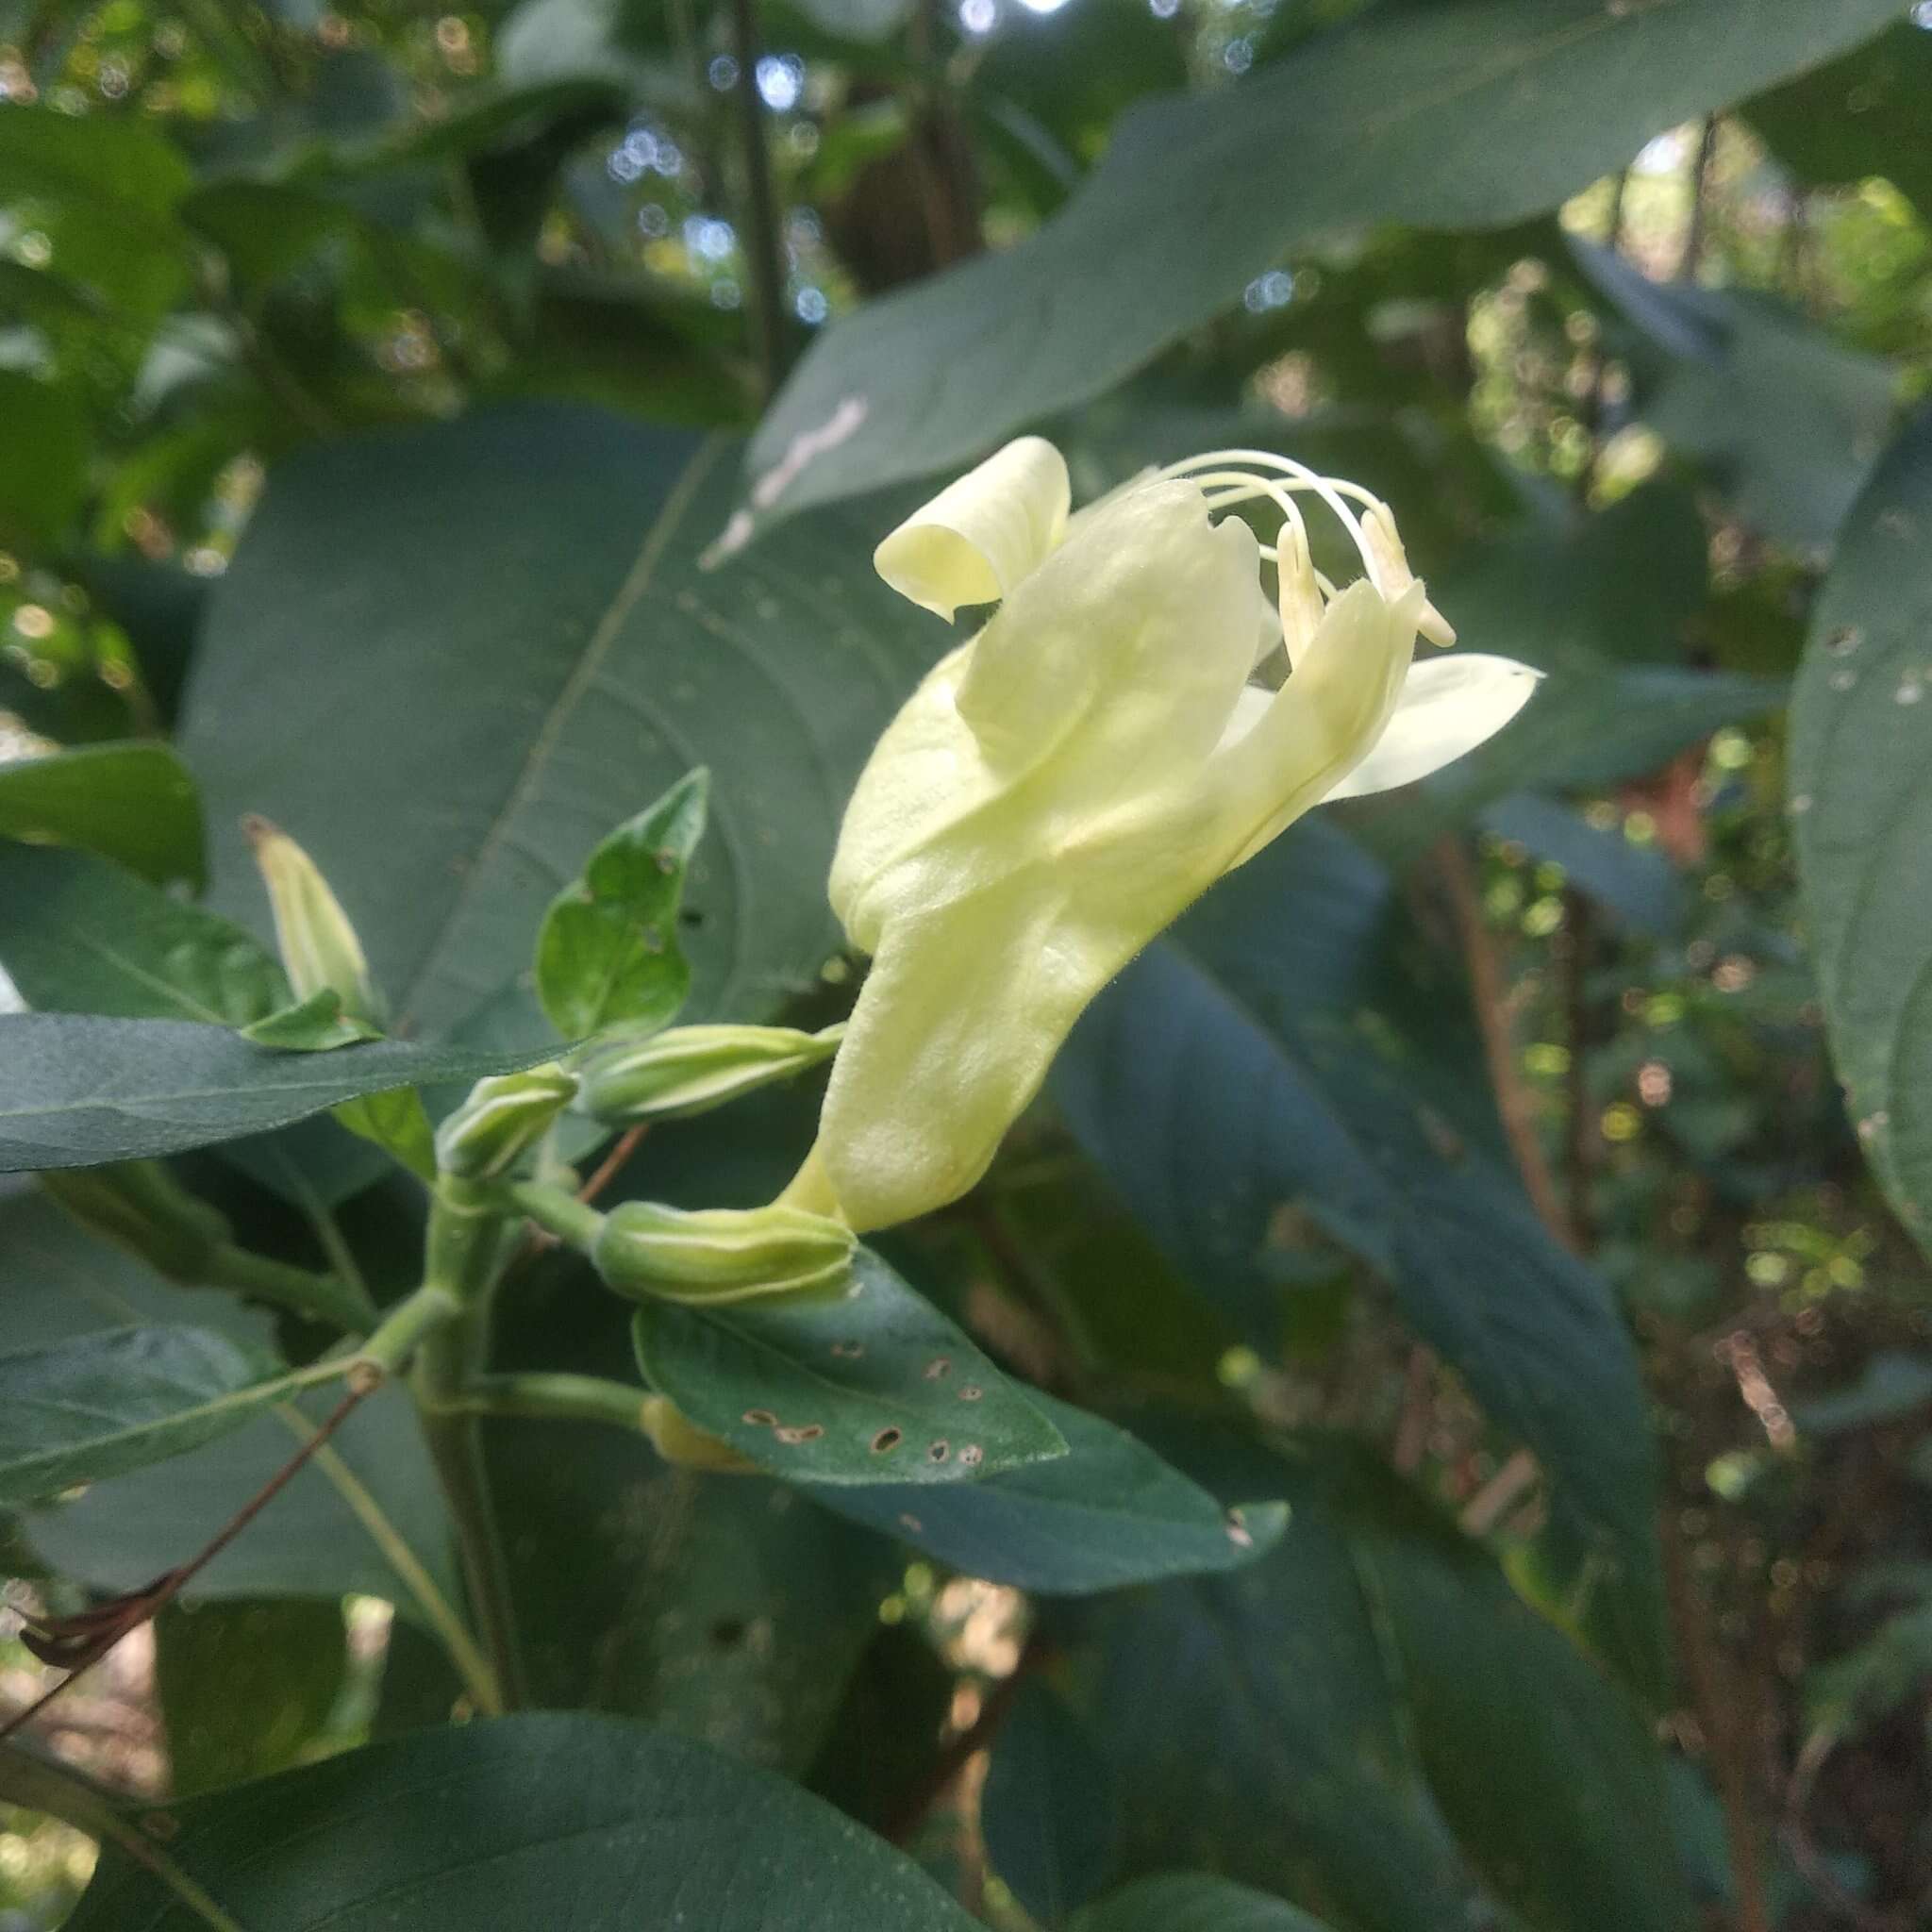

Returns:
787,438,1538,1233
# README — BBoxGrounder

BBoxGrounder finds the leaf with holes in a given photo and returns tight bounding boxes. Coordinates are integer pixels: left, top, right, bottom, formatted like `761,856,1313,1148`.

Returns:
0,742,205,890
179,405,934,1043
0,1013,560,1171
0,1325,291,1507
1790,407,1932,1259
739,0,1904,526
535,768,708,1040
815,1392,1285,1591
631,1246,1065,1485
0,843,290,1026
67,1713,982,1931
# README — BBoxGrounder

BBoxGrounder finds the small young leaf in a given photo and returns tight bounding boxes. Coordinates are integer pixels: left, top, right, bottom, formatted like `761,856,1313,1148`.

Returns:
0,742,205,889
536,769,708,1040
240,990,385,1052
0,1325,289,1507
632,1245,1066,1487
331,1086,438,1180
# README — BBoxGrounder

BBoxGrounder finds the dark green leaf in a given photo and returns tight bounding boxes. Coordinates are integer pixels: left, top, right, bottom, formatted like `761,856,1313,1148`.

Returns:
1054,821,1666,1693
1575,240,1897,553
68,1713,982,1930
0,844,289,1026
632,1245,1066,1486
1075,1444,1690,1932
179,405,931,1041
0,1013,558,1170
1745,22,1932,218
1789,406,1932,1258
815,1391,1285,1591
0,742,205,890
0,1325,288,1507
982,1679,1121,1923
535,768,707,1039
1074,1876,1339,1932
741,0,1904,523
157,1599,351,1796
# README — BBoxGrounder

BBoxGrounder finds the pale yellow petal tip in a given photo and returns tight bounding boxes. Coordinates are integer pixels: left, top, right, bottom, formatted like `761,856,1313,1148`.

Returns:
872,437,1072,621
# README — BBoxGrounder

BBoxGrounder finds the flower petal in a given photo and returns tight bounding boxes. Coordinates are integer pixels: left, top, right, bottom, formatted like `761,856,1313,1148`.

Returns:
1211,578,1422,869
1319,653,1541,802
873,437,1072,620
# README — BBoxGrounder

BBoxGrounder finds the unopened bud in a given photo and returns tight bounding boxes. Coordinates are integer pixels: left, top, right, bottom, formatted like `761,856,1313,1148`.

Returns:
574,1023,843,1124
641,1395,757,1472
1275,520,1326,667
434,1065,579,1179
41,1161,229,1283
593,1200,856,1305
1361,501,1455,648
244,817,383,1025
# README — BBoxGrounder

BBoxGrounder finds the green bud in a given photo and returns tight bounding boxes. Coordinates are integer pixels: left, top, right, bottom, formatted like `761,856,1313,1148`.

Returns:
573,1023,844,1124
244,816,383,1026
41,1161,230,1284
593,1200,856,1305
640,1395,757,1473
434,1065,579,1179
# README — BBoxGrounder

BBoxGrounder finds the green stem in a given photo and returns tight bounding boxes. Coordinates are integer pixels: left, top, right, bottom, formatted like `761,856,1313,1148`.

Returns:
353,1284,461,1383
204,1242,376,1333
500,1178,607,1254
452,1372,650,1432
408,1175,528,1709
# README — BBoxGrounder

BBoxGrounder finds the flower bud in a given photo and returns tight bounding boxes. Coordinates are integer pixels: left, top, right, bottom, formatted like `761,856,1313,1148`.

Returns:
593,1200,856,1305
244,816,383,1025
640,1395,757,1473
41,1161,229,1284
573,1023,843,1124
434,1065,579,1179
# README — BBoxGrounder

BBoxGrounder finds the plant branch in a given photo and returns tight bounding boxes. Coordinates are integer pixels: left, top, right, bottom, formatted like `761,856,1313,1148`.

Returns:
726,0,789,401
205,1241,375,1333
1434,836,1581,1251
442,1372,650,1432
886,1635,1048,1845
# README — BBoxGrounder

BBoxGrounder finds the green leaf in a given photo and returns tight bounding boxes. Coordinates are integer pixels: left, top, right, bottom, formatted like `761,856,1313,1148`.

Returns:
632,1245,1066,1486
1745,22,1932,219
1074,1875,1340,1932
1574,241,1897,552
0,742,206,890
0,370,89,550
1792,1353,1932,1437
816,1391,1286,1591
741,0,1905,524
0,1325,290,1507
0,1192,459,1618
178,405,932,1041
535,768,707,1039
67,1713,982,1930
157,1600,351,1797
0,106,193,320
0,844,289,1026
1074,1444,1690,1932
1790,406,1932,1259
982,1680,1121,1923
1053,820,1667,1693
0,1013,559,1170
238,990,385,1051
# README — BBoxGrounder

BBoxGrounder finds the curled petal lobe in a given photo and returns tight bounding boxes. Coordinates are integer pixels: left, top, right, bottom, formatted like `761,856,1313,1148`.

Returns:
873,436,1071,620
1321,653,1543,803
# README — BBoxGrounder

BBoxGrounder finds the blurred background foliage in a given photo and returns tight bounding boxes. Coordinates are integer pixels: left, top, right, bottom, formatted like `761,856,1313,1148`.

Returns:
4,0,1932,1927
